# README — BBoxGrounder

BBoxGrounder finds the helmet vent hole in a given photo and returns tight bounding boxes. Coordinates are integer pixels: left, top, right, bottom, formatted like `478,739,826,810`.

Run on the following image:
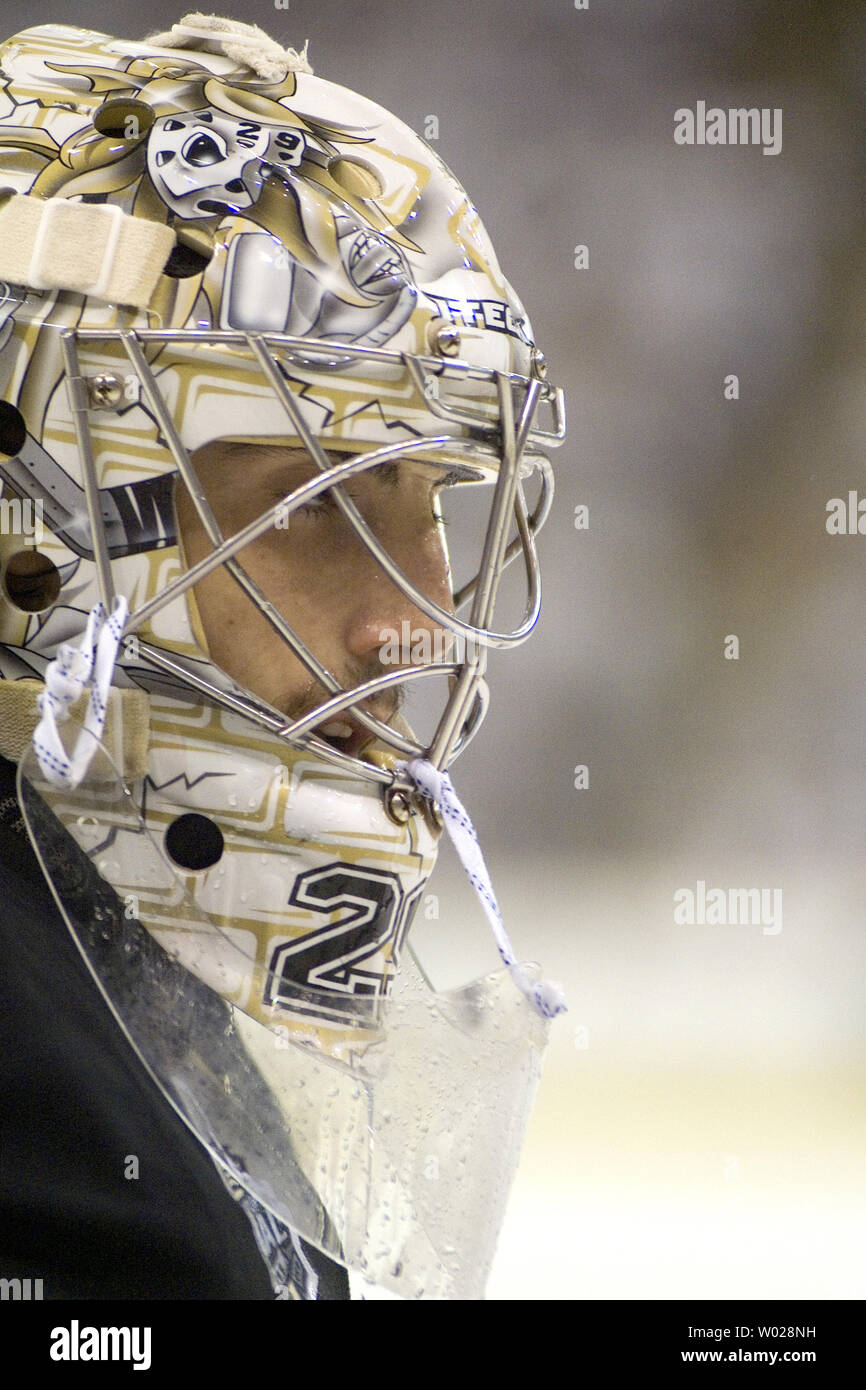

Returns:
163,240,213,279
3,550,62,613
164,813,225,872
0,401,26,458
93,99,155,141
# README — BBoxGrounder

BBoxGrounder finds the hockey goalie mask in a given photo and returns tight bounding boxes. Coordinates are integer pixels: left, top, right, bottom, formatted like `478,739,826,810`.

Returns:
0,18,565,1298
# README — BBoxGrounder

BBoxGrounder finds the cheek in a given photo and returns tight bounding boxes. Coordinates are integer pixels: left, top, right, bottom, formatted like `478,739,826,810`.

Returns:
234,530,340,624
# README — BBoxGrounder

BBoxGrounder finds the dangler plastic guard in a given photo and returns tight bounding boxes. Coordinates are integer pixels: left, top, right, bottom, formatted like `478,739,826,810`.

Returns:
17,731,550,1299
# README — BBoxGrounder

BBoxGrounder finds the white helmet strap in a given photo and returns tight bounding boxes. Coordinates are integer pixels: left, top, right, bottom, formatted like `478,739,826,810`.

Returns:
0,195,174,307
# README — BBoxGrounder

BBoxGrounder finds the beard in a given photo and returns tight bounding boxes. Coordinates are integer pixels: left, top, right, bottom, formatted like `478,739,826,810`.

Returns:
279,656,404,727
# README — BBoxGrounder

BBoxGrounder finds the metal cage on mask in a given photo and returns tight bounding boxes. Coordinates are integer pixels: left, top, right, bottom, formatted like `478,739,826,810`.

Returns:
55,324,563,816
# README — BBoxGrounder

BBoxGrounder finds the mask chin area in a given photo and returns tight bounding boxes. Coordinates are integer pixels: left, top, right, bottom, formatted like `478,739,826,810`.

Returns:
16,722,551,1299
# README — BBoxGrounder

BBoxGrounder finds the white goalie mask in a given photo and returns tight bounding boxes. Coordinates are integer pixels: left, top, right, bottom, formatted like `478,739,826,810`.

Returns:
0,16,565,1298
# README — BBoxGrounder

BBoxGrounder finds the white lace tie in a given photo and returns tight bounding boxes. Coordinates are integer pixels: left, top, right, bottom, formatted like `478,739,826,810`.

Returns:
33,596,129,788
404,758,567,1021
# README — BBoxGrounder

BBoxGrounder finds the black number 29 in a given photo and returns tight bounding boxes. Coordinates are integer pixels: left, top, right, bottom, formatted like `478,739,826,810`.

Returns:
265,862,418,1024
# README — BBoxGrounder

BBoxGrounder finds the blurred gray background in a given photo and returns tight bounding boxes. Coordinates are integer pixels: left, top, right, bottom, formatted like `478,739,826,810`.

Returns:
6,0,865,1298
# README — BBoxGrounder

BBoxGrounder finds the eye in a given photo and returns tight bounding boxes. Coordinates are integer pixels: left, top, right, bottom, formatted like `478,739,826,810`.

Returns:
295,498,331,520
182,132,225,167
275,490,336,521
432,471,462,524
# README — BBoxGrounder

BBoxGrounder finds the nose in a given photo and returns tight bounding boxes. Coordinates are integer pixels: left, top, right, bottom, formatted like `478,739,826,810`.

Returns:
342,517,454,665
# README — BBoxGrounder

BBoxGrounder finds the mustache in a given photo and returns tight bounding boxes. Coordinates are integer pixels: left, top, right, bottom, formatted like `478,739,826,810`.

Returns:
281,658,405,725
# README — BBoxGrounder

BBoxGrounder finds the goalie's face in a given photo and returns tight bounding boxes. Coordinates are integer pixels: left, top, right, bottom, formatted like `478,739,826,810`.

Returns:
175,440,456,759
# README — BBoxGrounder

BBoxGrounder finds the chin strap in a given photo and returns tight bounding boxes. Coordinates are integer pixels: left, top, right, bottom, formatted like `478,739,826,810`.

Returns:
404,758,567,1022
32,596,129,788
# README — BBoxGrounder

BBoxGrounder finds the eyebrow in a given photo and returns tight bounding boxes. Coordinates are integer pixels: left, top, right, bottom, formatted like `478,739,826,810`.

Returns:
312,456,400,487
222,445,456,490
377,461,400,487
290,454,403,488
